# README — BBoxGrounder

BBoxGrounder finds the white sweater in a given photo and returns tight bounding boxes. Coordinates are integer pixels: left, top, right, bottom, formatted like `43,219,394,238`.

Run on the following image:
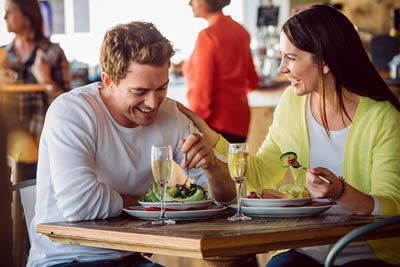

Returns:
28,82,206,267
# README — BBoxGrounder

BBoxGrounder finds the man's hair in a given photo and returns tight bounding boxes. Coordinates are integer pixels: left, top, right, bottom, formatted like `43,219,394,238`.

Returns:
100,22,175,84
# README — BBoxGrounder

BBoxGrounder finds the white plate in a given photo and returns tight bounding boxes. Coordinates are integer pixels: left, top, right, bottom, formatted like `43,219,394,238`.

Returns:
231,204,333,217
241,197,313,207
124,205,226,220
138,199,213,211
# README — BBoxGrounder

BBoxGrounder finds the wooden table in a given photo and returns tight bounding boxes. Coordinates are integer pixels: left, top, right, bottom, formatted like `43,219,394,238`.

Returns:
0,84,47,92
37,213,400,266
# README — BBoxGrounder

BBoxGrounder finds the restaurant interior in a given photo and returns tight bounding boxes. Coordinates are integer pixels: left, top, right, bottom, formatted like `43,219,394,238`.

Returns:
1,0,400,267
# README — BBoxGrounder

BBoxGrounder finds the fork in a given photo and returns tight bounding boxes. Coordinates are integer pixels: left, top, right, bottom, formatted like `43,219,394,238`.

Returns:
185,124,192,179
290,159,332,184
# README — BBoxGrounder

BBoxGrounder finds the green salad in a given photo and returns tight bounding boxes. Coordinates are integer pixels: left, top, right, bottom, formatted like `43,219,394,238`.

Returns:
270,184,311,198
140,181,208,203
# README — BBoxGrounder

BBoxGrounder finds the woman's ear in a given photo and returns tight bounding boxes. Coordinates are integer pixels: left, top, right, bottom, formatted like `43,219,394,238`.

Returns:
323,63,330,75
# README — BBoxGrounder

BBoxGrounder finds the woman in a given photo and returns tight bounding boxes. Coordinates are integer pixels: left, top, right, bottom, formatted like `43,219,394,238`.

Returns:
1,0,71,163
180,5,400,267
183,0,259,143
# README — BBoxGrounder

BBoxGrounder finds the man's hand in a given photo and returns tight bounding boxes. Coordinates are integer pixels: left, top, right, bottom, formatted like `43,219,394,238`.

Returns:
120,194,138,208
180,133,217,170
180,132,236,203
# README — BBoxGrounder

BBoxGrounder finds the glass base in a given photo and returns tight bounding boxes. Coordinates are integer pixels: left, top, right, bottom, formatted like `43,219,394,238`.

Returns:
151,218,176,225
228,212,252,222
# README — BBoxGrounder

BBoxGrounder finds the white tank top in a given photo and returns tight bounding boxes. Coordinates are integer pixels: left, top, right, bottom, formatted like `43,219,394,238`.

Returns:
297,97,378,265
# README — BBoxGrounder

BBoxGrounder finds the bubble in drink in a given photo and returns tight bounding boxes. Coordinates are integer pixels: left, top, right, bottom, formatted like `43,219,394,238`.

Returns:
151,160,172,185
228,152,249,179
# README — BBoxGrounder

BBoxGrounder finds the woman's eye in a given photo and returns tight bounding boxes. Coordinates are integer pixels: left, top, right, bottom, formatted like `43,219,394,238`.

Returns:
287,56,295,61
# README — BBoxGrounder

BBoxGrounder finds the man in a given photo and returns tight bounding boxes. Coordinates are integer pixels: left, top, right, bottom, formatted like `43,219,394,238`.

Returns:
28,22,235,267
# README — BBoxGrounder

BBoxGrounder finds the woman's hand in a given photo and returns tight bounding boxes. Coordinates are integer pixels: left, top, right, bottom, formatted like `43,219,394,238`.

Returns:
177,102,220,147
32,49,52,84
306,167,341,198
180,133,217,170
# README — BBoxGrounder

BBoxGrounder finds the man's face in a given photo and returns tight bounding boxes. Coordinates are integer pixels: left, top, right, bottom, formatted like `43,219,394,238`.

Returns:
103,62,169,128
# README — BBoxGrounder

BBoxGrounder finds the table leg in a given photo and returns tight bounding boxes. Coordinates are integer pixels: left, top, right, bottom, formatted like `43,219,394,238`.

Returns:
204,255,258,267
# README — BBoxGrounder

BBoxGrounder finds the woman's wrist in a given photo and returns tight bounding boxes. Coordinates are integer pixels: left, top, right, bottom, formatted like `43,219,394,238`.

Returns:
328,176,346,202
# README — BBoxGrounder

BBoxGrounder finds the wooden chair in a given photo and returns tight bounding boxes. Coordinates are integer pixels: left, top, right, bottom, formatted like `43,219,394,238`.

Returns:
9,156,37,267
12,179,37,242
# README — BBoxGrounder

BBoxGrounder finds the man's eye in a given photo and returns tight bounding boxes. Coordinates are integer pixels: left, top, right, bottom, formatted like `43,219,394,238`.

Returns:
287,56,295,61
133,90,145,95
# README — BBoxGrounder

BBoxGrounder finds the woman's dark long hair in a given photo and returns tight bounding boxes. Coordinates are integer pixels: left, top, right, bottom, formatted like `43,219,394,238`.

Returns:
11,0,45,42
282,5,400,132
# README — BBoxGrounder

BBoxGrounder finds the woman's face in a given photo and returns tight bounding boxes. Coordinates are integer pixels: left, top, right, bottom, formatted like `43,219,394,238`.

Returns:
188,0,208,18
278,32,321,96
4,0,27,34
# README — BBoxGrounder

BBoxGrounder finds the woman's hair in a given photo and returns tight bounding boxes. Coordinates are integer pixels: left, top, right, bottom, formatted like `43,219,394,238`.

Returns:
282,4,400,132
10,0,45,41
204,0,230,12
100,21,175,85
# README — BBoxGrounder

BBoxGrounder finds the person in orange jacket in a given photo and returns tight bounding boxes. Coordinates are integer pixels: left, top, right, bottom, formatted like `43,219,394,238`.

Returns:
184,0,259,143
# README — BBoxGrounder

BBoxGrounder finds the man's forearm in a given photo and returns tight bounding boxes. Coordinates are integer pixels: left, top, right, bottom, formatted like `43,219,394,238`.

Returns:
204,159,236,203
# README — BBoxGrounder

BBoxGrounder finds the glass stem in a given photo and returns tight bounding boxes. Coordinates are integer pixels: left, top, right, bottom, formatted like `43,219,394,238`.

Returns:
160,182,167,220
236,179,243,215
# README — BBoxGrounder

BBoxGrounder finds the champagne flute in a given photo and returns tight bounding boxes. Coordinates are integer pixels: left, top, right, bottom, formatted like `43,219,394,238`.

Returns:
227,143,251,221
151,145,176,225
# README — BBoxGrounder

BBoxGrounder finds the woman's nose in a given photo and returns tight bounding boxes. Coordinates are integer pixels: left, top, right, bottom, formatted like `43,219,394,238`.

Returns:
278,60,288,74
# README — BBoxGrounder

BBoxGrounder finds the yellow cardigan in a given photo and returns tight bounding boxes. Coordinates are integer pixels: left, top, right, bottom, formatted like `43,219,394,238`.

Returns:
215,87,400,265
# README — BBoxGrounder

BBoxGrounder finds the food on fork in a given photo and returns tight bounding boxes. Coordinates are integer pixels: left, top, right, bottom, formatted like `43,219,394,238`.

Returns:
141,181,208,203
280,152,332,184
280,152,298,167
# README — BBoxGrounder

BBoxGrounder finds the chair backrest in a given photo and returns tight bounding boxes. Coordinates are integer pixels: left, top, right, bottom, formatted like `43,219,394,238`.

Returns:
14,179,37,242
325,216,400,267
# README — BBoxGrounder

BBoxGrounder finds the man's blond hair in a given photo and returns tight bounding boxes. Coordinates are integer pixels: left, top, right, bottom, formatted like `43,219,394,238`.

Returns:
100,22,175,84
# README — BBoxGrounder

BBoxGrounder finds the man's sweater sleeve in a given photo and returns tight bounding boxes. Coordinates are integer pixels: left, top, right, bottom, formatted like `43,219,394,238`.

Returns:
44,96,123,222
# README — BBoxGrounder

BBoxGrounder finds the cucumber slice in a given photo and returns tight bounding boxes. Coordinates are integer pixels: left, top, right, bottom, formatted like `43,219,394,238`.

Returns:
280,152,297,167
147,190,160,202
179,187,206,202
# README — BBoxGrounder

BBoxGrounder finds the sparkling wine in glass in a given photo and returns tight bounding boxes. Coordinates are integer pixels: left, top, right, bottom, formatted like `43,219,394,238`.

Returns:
151,145,175,225
227,143,251,221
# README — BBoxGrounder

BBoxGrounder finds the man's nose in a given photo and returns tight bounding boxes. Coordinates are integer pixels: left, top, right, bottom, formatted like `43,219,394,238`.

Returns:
144,92,158,108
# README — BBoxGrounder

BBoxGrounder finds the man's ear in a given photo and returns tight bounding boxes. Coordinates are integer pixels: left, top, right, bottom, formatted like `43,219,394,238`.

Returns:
101,72,113,88
323,63,330,75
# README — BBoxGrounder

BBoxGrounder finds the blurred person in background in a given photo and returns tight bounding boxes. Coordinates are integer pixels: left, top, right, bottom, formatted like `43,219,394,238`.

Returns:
1,0,71,164
184,0,259,143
